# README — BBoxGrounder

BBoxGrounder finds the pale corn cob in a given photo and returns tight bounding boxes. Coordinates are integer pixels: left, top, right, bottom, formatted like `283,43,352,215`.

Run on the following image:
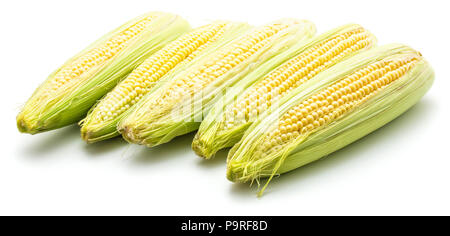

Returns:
119,19,316,147
193,24,377,158
227,44,434,195
80,21,251,143
17,12,190,134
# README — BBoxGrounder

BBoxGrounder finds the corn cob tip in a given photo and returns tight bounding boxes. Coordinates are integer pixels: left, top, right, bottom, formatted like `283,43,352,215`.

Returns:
226,158,263,183
227,163,269,197
227,154,279,197
80,127,96,144
16,116,33,134
118,124,146,146
118,125,134,143
226,162,240,182
192,121,236,159
16,113,46,134
191,138,215,159
118,115,160,147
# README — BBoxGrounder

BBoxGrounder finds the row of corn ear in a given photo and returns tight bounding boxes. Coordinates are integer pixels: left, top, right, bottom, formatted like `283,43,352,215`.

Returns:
17,12,434,196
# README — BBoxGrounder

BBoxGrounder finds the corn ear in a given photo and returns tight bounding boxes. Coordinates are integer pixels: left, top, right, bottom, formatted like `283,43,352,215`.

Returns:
193,24,377,159
226,44,434,196
119,19,316,147
80,21,251,143
17,12,190,134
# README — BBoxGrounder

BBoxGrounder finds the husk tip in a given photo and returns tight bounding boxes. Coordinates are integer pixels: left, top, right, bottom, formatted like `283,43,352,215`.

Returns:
226,159,250,183
16,114,39,134
118,123,143,145
191,137,216,159
80,127,98,144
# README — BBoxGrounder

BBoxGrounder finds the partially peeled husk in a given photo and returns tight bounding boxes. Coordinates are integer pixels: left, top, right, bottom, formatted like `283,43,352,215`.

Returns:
17,12,190,134
226,44,435,196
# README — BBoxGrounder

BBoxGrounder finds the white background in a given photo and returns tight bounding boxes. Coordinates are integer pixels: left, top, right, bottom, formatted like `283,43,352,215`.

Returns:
1,0,449,216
